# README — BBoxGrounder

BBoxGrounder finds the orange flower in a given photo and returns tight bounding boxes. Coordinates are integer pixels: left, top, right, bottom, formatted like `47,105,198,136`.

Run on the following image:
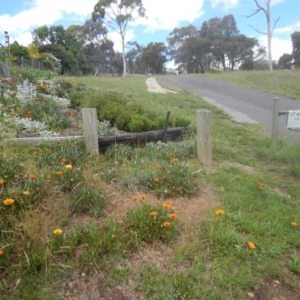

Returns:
153,178,159,183
0,249,3,255
140,194,147,200
164,200,172,205
163,221,171,228
258,184,265,191
169,213,177,220
291,222,298,227
60,158,67,163
44,97,49,102
215,209,225,216
131,196,138,201
164,203,172,210
171,158,179,163
3,198,15,205
150,211,157,217
29,174,36,180
248,242,256,249
0,179,4,185
56,171,63,176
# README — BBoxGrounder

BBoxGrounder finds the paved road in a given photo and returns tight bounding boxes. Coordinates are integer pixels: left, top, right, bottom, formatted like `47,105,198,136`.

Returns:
158,74,300,139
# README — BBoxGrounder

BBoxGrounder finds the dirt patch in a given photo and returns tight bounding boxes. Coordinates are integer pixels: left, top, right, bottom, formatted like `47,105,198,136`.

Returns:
61,270,144,300
251,277,300,300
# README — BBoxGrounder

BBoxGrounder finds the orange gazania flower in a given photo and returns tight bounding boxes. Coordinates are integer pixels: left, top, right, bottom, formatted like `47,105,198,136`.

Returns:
164,203,172,210
164,200,172,205
131,196,138,201
140,194,147,200
215,209,225,216
3,198,15,205
153,178,159,183
29,174,36,180
163,221,171,228
258,184,265,191
169,213,177,220
150,211,157,217
0,249,3,255
56,171,63,176
291,222,298,227
248,242,256,249
171,158,179,163
0,179,4,185
60,158,67,163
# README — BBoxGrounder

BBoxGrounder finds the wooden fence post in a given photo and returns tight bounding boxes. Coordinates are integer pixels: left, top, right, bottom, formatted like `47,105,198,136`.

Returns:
82,108,99,156
272,97,279,148
197,110,212,170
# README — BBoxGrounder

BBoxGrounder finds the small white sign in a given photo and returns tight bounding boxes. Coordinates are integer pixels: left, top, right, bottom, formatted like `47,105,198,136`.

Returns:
287,110,300,129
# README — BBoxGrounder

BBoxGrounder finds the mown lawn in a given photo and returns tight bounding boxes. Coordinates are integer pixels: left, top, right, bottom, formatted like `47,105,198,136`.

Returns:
198,70,300,100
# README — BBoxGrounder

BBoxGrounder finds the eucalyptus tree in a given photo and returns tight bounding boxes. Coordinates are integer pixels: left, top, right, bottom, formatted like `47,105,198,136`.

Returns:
291,31,300,68
92,0,146,77
246,0,280,71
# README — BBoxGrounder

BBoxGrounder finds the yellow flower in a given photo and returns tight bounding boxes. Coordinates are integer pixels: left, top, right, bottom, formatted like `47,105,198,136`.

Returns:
0,249,3,255
215,209,225,216
22,191,30,196
131,196,138,201
291,222,298,227
56,171,63,176
65,164,72,170
0,179,4,185
170,213,177,220
53,228,63,235
163,221,171,228
29,174,36,180
171,158,179,163
153,178,159,183
150,211,157,217
140,194,147,200
3,198,15,205
248,242,256,249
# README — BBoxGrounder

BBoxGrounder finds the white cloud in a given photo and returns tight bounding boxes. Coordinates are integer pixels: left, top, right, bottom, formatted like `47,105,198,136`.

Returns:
275,21,300,35
0,0,96,46
210,0,239,11
258,35,292,60
135,0,205,32
270,0,285,6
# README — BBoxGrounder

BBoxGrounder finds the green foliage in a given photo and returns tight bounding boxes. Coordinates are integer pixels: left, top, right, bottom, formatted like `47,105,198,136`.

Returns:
18,66,56,81
68,184,105,216
127,202,178,244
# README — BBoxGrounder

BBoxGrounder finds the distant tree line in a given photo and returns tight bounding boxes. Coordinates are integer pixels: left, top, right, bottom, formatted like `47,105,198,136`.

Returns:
2,12,300,76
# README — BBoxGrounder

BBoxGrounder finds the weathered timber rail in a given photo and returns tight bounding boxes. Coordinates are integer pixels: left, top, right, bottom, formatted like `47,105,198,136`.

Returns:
98,127,190,152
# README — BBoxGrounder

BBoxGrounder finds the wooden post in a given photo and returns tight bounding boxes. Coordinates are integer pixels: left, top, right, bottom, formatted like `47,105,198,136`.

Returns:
272,97,279,148
197,110,212,170
82,108,99,155
162,111,171,142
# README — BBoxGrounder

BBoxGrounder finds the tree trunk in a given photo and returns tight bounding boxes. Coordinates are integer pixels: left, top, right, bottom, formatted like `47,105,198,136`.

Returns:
121,34,127,77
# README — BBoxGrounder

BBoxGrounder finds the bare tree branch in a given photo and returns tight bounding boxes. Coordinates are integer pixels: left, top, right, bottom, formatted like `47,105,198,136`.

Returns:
248,25,267,35
271,16,281,35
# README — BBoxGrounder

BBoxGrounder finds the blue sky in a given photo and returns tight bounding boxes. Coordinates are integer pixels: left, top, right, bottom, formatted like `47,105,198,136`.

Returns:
0,0,299,62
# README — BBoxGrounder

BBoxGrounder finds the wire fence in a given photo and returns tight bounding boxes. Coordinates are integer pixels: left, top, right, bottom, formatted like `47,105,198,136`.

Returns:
0,56,45,78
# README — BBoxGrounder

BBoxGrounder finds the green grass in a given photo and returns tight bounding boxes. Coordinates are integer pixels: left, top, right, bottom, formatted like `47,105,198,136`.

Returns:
1,74,300,299
198,70,300,100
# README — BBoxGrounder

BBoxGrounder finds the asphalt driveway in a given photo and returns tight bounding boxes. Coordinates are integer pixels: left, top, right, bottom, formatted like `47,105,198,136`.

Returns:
158,74,300,139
